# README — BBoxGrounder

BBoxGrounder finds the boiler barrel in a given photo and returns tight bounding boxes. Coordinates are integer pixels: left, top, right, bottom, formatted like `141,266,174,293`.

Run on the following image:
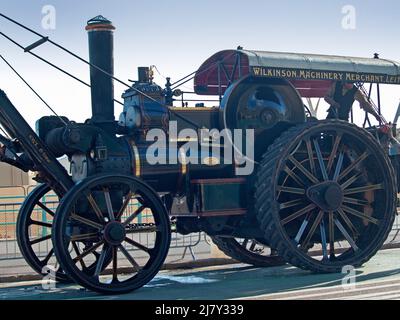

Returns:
128,142,234,193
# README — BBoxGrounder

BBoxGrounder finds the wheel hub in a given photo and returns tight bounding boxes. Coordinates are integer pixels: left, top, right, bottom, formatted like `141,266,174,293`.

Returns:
104,221,126,245
306,181,343,211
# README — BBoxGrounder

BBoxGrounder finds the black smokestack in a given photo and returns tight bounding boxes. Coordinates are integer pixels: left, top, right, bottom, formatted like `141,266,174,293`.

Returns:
138,67,150,83
86,15,115,125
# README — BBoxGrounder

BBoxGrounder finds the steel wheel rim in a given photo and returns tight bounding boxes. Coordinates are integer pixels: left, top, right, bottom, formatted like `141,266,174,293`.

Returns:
53,175,170,293
16,184,70,282
273,123,395,265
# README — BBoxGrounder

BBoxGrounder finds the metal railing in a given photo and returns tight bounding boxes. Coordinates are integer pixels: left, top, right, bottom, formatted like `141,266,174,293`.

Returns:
0,185,399,265
0,186,209,262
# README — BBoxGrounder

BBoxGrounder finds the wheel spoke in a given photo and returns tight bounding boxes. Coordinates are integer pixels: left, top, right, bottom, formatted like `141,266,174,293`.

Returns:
343,197,370,206
294,213,311,243
288,155,319,184
305,139,316,176
337,208,359,236
333,151,344,181
343,184,383,195
70,232,99,242
136,196,145,206
327,134,342,174
338,151,369,181
124,237,151,253
37,202,55,217
280,198,304,210
125,225,159,234
94,245,110,277
73,240,104,263
71,214,103,230
119,245,140,272
72,242,87,269
29,219,52,228
123,205,147,227
341,205,380,225
284,166,306,187
277,186,306,195
42,248,54,265
328,212,335,257
320,219,328,260
103,188,115,221
301,210,324,250
112,246,118,282
281,204,316,226
116,191,133,221
341,172,362,189
30,234,51,245
334,218,359,251
313,139,328,181
86,193,105,223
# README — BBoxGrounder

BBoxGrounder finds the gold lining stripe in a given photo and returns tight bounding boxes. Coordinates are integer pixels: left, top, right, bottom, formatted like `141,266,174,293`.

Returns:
203,156,220,166
170,138,198,142
179,148,188,175
85,24,115,31
130,141,141,177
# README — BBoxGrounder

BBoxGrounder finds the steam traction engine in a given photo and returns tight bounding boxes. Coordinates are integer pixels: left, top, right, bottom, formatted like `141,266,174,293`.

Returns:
0,15,398,293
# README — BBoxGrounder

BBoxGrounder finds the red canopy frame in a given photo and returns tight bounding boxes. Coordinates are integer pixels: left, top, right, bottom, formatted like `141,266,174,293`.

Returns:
193,50,334,98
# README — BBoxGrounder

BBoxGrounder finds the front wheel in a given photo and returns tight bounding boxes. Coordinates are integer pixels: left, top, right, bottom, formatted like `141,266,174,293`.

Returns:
52,174,171,294
16,184,70,282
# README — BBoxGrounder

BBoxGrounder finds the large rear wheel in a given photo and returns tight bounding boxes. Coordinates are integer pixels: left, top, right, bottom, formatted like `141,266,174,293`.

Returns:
255,120,396,273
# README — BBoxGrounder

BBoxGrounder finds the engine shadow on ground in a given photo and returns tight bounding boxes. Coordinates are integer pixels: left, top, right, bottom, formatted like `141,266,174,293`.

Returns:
3,258,400,300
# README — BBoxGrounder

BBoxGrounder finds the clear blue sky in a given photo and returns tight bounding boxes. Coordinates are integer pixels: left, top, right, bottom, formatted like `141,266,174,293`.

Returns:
0,0,399,126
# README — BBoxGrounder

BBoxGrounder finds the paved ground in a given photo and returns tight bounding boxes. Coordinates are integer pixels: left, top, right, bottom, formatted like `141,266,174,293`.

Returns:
0,233,212,278
0,248,399,300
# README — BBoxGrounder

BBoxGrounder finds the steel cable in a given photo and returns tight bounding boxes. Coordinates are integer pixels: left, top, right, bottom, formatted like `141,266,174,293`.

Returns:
0,53,68,126
0,12,241,129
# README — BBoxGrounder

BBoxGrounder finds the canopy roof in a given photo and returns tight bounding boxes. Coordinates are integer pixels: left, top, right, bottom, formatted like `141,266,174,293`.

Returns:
193,49,400,98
